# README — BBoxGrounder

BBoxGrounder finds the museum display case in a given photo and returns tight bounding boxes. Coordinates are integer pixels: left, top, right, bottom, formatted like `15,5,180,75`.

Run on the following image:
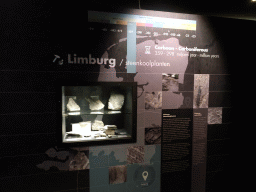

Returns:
59,81,137,146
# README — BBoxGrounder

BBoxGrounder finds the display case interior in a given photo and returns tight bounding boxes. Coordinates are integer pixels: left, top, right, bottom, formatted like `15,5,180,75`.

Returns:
60,82,137,146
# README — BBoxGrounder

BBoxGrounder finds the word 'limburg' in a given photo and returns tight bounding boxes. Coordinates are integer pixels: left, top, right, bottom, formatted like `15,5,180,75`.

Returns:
68,54,116,67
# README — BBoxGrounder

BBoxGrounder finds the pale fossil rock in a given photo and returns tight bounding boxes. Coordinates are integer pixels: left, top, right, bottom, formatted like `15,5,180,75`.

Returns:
85,96,105,111
105,125,117,130
105,129,115,135
108,92,124,110
67,98,80,111
92,120,104,131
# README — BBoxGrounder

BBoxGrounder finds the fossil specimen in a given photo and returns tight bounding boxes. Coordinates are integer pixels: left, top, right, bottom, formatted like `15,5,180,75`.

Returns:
91,120,104,131
67,98,80,111
108,92,125,110
85,96,105,110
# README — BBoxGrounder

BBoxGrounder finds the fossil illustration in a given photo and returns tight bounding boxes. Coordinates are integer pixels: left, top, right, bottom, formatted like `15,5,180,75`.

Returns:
193,74,209,108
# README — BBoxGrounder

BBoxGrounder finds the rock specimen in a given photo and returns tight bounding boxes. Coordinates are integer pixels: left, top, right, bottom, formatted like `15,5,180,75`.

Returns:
105,125,117,130
108,135,118,138
104,125,117,135
105,129,115,135
79,121,91,128
85,96,105,111
100,133,107,137
67,98,80,111
108,92,124,110
92,120,104,131
65,132,83,139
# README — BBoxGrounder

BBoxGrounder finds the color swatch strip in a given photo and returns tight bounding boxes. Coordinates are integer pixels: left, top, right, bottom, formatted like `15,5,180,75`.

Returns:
88,11,196,31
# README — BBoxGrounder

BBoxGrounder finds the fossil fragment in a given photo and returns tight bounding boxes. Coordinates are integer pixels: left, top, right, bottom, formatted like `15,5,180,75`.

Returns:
67,98,80,111
105,129,115,135
85,96,105,110
100,133,107,137
105,125,117,130
92,120,104,131
108,92,124,110
108,135,118,138
65,132,83,139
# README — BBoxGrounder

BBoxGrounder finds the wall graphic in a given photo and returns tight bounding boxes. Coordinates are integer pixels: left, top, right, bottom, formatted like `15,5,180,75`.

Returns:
0,7,237,192
37,10,230,192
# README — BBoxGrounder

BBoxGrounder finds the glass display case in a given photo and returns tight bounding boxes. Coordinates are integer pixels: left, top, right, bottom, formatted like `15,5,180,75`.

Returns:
59,82,137,146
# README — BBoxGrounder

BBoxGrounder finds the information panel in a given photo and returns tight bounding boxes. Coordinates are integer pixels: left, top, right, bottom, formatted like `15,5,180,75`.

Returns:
162,109,193,191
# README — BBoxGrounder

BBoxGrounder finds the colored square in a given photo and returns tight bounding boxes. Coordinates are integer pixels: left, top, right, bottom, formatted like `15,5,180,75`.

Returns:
154,22,163,28
145,23,153,27
90,167,109,187
90,186,109,192
108,146,128,166
116,20,127,25
137,23,145,26
89,147,109,168
109,183,127,192
109,165,127,184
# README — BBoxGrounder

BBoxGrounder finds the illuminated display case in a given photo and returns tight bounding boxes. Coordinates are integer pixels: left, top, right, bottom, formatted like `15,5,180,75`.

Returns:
59,82,137,146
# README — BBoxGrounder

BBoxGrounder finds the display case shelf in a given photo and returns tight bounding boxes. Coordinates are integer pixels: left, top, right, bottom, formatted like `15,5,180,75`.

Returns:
63,109,127,116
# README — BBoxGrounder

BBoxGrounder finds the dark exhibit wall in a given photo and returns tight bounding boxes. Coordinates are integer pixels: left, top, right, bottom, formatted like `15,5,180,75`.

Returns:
1,2,251,191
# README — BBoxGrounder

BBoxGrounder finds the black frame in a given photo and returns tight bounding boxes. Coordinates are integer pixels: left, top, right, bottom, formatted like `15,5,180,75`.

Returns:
58,81,137,147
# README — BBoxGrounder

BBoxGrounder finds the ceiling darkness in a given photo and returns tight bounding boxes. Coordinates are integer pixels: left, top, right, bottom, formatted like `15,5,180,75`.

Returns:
0,0,255,22
88,0,256,20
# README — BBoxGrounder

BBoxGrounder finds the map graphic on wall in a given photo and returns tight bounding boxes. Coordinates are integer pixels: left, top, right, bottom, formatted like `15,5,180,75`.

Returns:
47,8,233,192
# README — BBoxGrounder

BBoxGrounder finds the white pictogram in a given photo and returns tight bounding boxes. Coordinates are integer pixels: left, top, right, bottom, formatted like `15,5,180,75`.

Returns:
153,32,158,36
53,55,60,62
142,171,149,181
145,46,151,54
